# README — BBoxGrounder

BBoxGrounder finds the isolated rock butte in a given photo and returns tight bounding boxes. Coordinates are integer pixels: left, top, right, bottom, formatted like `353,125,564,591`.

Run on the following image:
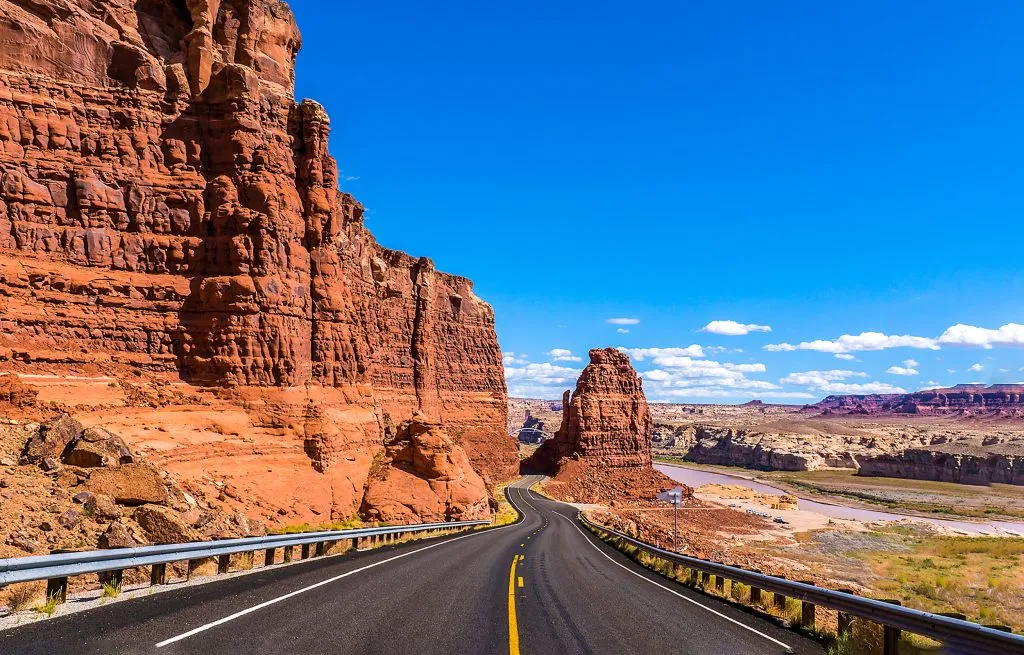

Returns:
528,348,654,471
0,0,516,522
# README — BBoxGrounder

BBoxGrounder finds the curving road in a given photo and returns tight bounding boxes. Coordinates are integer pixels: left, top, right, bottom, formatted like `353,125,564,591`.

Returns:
1,476,824,654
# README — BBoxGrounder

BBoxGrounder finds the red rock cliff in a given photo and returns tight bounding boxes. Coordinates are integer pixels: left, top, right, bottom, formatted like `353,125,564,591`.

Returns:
0,0,514,521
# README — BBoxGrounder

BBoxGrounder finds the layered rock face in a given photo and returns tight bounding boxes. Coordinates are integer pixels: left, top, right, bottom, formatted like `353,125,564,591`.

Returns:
661,426,858,472
809,385,1024,417
529,348,653,471
859,449,1024,486
0,0,513,522
526,348,674,504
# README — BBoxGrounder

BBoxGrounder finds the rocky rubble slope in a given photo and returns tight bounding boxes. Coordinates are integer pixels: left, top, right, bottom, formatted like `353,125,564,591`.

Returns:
1,412,255,560
0,0,515,525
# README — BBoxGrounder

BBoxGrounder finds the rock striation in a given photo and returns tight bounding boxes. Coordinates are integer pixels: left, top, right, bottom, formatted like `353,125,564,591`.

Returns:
808,385,1024,417
0,0,514,523
528,348,653,471
526,348,675,504
858,448,1024,486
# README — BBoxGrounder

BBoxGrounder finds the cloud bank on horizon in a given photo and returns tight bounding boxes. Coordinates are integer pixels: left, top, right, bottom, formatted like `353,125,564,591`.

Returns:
503,320,1024,402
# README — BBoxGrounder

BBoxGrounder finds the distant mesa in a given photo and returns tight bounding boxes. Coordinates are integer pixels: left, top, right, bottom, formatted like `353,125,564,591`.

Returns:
805,384,1024,417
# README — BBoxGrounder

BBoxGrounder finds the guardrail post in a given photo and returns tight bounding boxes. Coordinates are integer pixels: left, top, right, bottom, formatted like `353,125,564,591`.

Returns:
714,575,725,594
773,588,787,612
352,537,360,551
882,599,902,655
798,581,816,629
283,546,293,563
315,542,325,557
217,554,230,574
151,562,167,586
687,568,698,587
46,576,68,605
264,548,276,566
749,571,763,605
837,589,855,636
301,543,311,559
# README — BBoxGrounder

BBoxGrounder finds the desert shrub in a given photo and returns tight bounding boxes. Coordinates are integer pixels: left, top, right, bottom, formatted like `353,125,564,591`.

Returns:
6,583,40,611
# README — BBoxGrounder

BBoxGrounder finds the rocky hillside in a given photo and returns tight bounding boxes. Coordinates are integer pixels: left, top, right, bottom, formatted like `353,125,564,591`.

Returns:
1,410,254,560
0,0,514,527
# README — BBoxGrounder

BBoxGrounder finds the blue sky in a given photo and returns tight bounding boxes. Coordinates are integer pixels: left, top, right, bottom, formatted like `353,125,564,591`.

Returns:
291,1,1024,402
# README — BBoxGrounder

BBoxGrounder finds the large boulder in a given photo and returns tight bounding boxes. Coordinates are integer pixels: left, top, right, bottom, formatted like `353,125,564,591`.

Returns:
21,414,83,464
361,414,491,523
62,427,134,468
83,463,167,505
133,505,197,544
98,520,145,549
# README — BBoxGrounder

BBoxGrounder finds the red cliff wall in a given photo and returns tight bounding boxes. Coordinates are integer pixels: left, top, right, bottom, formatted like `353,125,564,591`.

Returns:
0,0,514,521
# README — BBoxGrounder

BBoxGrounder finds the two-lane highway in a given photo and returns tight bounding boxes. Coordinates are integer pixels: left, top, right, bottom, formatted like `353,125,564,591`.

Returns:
1,477,824,654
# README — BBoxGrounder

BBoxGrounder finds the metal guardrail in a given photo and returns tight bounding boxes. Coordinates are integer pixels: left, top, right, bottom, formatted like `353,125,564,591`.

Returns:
0,519,489,601
579,513,1024,655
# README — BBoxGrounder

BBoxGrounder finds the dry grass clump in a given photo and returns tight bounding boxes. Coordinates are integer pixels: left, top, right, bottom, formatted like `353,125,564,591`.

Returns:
5,583,41,612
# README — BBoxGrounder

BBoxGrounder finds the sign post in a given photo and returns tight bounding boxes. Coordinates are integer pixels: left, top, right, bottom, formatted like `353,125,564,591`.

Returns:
656,486,684,551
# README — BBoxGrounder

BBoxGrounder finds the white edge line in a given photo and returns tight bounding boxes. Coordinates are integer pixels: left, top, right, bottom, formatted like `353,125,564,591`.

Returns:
156,489,531,648
556,513,794,654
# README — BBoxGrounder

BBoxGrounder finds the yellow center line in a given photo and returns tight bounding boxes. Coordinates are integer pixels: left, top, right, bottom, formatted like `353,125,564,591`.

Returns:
508,554,522,655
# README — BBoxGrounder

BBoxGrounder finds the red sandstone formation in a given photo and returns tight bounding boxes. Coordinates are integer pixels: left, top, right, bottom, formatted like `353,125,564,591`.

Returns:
526,348,676,504
361,413,491,523
0,0,514,523
529,348,654,471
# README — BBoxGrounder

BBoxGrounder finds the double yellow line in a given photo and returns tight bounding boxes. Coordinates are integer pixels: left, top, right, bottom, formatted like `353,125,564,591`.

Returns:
508,554,523,655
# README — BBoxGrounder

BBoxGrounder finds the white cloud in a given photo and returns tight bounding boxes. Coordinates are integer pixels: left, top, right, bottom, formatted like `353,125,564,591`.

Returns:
780,369,905,395
834,354,857,361
620,346,706,361
968,363,984,372
947,369,957,374
766,332,939,354
701,320,772,336
616,328,630,334
886,366,919,376
638,354,777,402
607,318,640,325
546,348,582,363
505,362,582,398
764,322,1024,357
502,352,529,366
938,323,1024,349
903,359,919,368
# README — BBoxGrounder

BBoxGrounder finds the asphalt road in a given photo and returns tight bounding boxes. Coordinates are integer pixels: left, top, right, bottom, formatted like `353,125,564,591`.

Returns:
1,476,824,654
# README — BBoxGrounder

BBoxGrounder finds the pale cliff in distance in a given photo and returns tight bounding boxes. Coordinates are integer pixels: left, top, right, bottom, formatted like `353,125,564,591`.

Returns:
0,0,516,553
